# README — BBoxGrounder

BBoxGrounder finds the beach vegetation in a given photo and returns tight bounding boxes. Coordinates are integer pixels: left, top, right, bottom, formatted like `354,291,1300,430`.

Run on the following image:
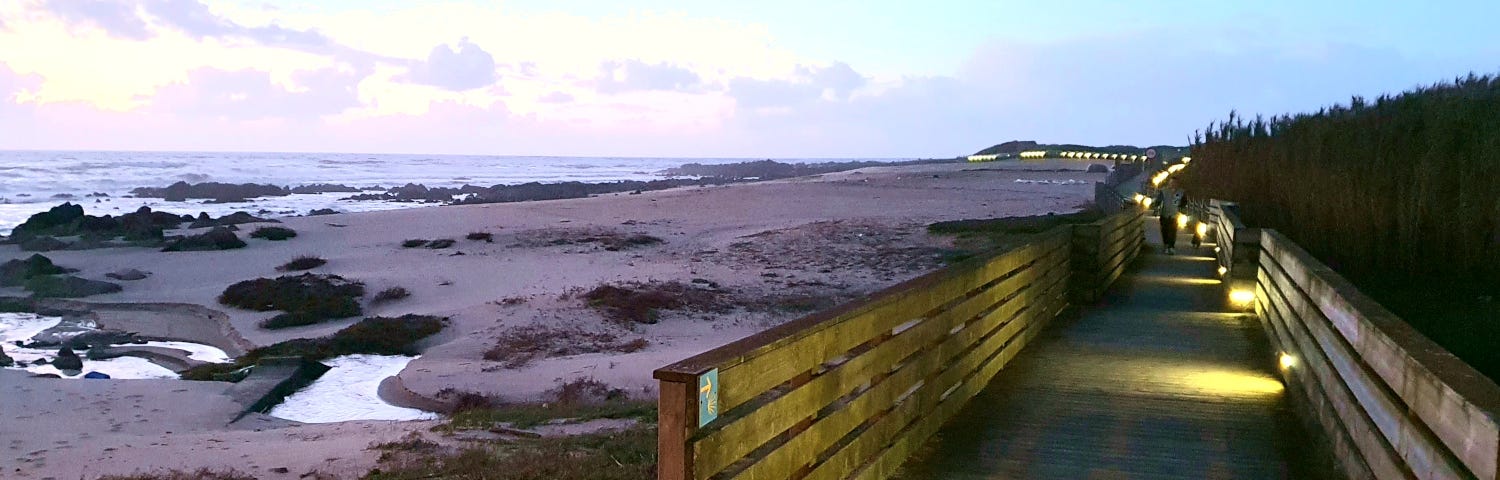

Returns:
483,325,650,368
366,427,656,480
373,286,412,304
249,226,298,241
98,469,258,480
161,227,246,252
277,255,327,272
401,239,429,248
466,231,495,242
218,273,364,329
1181,73,1500,380
582,281,728,325
426,238,457,249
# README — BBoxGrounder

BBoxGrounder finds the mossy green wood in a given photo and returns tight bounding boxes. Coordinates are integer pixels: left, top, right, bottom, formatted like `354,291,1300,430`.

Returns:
724,250,1067,480
802,267,1069,480
710,232,1065,416
691,239,1068,479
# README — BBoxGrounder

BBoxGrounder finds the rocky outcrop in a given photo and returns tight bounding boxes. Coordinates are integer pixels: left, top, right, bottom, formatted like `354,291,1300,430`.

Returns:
290,184,361,194
187,211,279,229
0,254,74,287
105,269,150,281
53,347,83,370
0,350,12,367
5,204,184,242
25,276,124,298
130,182,290,203
18,236,69,252
1087,163,1110,173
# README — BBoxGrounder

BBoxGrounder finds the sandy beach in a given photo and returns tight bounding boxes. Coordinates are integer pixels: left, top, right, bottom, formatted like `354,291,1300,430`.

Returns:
0,160,1102,478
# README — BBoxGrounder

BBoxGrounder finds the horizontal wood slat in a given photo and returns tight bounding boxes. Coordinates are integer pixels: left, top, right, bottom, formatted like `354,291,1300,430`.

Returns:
658,208,1147,480
1258,231,1500,480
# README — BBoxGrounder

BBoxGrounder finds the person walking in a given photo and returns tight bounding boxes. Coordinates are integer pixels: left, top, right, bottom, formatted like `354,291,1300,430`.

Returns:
1155,178,1186,255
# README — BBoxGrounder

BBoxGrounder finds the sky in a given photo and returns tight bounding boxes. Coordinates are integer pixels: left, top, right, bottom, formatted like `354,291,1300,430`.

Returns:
0,0,1496,157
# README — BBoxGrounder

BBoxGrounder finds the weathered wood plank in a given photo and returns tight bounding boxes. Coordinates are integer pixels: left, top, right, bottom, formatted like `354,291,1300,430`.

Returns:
1262,231,1500,480
1259,281,1377,480
1258,264,1414,480
803,268,1068,480
723,252,1068,480
844,276,1069,480
659,380,697,480
1261,251,1468,479
691,242,1069,478
709,233,1064,413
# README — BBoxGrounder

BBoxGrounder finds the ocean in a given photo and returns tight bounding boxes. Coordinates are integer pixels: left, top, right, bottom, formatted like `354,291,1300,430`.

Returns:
0,151,908,234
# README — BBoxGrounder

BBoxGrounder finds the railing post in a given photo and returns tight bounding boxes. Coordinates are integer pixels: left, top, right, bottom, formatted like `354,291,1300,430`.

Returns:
657,378,697,480
1227,227,1261,309
1069,223,1103,303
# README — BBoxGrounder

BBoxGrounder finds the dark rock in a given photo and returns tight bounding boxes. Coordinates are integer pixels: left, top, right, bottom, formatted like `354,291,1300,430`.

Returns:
51,193,75,199
307,208,340,216
83,371,110,379
131,182,290,203
1087,163,1110,173
19,236,69,252
67,330,142,349
25,275,124,298
0,350,12,367
86,192,110,198
162,227,247,252
53,347,83,370
189,211,278,229
31,373,60,378
105,269,150,281
10,203,85,239
291,184,360,194
0,254,73,287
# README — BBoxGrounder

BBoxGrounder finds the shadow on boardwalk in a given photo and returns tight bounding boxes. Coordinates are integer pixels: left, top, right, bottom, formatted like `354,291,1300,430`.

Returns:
897,221,1335,479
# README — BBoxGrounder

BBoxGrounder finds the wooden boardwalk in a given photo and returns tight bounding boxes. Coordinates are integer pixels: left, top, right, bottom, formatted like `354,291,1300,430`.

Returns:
897,224,1330,479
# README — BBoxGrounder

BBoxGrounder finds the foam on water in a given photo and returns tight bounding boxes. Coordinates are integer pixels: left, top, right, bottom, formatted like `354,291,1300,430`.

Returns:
0,151,909,234
0,312,229,379
269,354,439,423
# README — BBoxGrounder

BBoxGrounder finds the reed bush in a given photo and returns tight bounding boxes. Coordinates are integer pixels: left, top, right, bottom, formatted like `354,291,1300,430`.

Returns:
1182,73,1500,379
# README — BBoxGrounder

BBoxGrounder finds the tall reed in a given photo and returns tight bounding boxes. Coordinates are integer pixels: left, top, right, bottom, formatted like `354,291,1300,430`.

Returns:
1182,73,1500,285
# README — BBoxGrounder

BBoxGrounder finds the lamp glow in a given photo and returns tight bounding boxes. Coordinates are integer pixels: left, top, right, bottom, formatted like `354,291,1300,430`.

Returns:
1195,223,1208,236
1177,214,1190,228
1229,289,1256,307
1141,197,1153,208
1279,353,1296,369
1214,246,1221,253
1217,266,1228,276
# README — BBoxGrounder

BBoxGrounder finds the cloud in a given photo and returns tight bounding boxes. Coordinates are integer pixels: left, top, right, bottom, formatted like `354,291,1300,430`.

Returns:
727,62,868,108
405,38,499,91
596,59,702,93
148,67,360,120
539,91,574,103
41,0,151,40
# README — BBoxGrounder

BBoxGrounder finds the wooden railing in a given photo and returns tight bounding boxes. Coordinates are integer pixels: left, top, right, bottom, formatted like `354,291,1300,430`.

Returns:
1070,207,1146,303
654,209,1147,480
1206,201,1500,480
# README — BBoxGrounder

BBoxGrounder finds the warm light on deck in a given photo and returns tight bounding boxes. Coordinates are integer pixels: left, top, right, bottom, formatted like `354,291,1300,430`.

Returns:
1229,289,1256,307
1185,371,1285,396
1141,197,1153,208
1279,353,1296,370
1217,266,1227,276
1177,214,1189,228
1195,223,1208,236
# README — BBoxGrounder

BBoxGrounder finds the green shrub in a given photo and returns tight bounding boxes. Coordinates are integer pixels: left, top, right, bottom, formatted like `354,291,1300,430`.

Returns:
373,286,410,303
219,274,364,329
249,226,297,241
162,227,246,252
277,255,327,271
